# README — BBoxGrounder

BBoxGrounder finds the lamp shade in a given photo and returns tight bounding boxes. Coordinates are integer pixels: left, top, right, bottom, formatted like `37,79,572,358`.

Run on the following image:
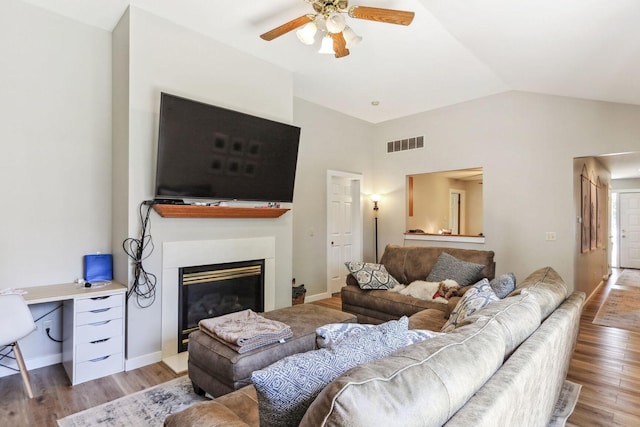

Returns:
318,35,335,54
296,22,317,45
343,26,362,48
325,12,346,34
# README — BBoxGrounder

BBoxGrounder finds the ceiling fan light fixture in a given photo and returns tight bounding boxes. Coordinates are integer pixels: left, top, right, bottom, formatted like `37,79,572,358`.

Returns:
318,34,335,54
296,22,317,45
342,26,362,48
325,12,346,33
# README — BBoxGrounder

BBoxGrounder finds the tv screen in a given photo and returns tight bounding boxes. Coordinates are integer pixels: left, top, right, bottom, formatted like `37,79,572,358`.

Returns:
155,93,301,203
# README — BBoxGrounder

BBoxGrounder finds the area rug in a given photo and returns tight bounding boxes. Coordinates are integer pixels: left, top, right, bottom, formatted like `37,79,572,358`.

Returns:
548,380,582,427
615,269,640,288
593,288,640,332
57,376,209,427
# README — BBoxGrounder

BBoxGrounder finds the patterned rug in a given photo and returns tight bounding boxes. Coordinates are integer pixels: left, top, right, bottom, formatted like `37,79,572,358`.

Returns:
57,376,209,427
549,380,582,427
615,269,640,288
593,288,640,332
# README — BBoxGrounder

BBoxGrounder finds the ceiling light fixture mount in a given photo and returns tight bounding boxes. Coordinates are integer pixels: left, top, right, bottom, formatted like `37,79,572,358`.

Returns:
260,0,414,59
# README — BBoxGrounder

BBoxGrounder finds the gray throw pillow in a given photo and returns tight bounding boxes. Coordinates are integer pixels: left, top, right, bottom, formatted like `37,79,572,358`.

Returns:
426,252,486,286
252,317,409,427
490,273,516,299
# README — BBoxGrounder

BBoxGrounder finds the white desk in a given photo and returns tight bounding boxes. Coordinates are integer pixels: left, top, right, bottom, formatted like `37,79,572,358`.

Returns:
23,281,127,305
24,282,127,385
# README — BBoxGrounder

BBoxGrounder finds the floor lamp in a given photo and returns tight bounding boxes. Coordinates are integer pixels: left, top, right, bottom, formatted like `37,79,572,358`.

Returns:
372,195,380,263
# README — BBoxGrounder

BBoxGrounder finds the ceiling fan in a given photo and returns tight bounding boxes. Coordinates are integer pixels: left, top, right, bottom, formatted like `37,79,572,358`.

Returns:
260,0,415,58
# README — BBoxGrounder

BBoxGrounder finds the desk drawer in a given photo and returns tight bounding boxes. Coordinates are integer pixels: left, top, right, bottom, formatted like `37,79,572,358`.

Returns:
76,305,123,326
76,336,123,362
76,318,122,344
75,353,123,384
76,294,123,312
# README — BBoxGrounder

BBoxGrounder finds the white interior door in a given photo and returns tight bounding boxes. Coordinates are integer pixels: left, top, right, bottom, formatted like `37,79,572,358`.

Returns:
327,172,362,295
619,192,640,269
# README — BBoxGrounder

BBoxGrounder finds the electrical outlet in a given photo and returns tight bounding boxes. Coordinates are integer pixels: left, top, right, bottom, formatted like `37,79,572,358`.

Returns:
545,232,557,241
43,319,53,332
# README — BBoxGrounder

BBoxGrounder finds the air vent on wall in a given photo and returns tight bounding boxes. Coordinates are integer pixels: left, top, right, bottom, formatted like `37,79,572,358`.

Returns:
387,136,424,153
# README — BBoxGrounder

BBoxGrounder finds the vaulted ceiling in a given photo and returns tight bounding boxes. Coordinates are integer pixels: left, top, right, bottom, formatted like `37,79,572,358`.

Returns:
18,0,640,177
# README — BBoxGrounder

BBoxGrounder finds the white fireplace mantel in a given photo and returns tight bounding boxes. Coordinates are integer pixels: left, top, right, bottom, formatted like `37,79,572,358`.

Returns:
161,237,276,368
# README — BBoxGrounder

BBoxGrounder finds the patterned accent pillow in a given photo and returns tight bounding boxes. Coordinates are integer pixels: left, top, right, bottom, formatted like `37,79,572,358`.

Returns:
316,322,441,349
316,323,373,348
345,262,400,290
426,252,486,286
252,317,409,427
490,273,517,299
441,278,499,333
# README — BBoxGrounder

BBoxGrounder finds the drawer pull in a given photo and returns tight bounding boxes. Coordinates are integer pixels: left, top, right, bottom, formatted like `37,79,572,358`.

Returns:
90,338,111,344
89,320,111,327
91,296,110,300
90,308,111,314
89,355,110,363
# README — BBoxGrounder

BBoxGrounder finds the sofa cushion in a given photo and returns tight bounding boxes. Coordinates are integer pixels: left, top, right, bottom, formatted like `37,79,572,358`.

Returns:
345,262,400,290
455,293,541,357
426,252,486,286
490,273,516,299
251,317,409,427
378,245,496,285
510,267,567,320
441,279,499,333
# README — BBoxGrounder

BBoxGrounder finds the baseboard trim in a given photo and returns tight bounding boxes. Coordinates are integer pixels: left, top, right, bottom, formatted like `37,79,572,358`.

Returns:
304,292,331,303
125,351,162,372
0,353,62,378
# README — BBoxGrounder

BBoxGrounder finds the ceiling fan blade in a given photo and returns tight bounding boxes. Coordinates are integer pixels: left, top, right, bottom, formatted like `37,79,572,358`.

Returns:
332,32,350,58
260,15,313,41
349,6,415,26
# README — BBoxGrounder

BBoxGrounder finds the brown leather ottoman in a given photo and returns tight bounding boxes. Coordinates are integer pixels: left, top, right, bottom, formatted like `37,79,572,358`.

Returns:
187,304,357,397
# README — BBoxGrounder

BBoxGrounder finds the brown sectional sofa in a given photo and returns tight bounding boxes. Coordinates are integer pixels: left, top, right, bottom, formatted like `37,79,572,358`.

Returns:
341,244,496,327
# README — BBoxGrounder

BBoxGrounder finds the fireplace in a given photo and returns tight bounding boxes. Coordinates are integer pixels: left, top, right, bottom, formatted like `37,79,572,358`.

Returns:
161,237,277,368
178,260,265,352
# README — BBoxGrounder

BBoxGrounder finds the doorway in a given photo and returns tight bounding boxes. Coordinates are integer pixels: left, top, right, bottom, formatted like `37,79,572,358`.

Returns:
326,170,363,295
617,192,640,269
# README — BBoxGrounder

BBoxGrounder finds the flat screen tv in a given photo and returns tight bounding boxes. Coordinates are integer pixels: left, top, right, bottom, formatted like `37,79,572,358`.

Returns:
155,93,301,203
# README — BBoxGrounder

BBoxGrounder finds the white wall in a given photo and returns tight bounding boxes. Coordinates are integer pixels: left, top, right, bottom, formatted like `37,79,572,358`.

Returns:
372,91,640,292
612,178,640,190
292,99,375,298
115,7,298,365
0,0,111,375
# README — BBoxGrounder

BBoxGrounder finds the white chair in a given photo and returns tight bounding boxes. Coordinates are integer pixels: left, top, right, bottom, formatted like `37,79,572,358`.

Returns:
0,293,36,398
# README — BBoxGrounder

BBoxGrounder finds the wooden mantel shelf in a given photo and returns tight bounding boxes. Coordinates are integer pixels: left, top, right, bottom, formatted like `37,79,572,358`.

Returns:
153,204,290,219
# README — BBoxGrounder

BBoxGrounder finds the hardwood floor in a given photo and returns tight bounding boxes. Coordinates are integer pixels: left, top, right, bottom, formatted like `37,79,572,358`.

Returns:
0,361,180,426
1,275,638,426
566,269,640,426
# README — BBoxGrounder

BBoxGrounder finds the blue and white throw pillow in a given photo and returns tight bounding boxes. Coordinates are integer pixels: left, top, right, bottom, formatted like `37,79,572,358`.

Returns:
490,273,517,299
345,262,400,290
252,317,409,427
316,322,441,349
441,278,499,333
426,252,486,286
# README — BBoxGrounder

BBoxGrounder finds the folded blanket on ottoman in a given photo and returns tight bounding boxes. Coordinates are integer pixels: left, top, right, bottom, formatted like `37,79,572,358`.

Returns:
199,309,293,354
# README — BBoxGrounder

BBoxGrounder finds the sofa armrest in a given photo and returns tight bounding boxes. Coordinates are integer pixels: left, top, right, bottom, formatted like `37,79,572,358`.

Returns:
164,385,259,427
346,273,358,287
164,401,251,427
